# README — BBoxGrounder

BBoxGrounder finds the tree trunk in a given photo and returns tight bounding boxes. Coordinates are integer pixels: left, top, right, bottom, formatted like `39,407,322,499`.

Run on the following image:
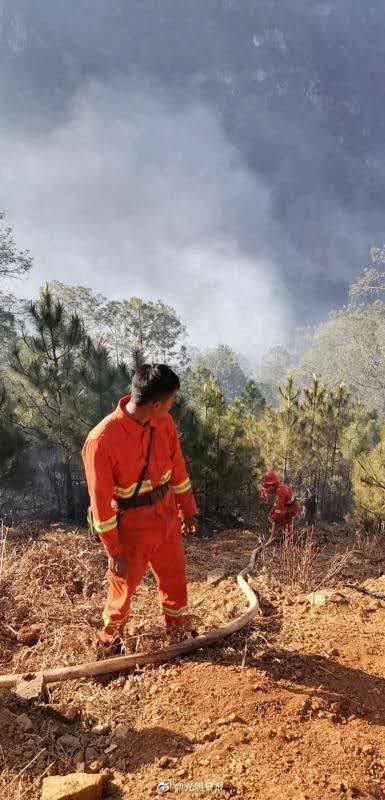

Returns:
65,460,76,520
50,466,62,519
320,446,330,514
214,417,221,510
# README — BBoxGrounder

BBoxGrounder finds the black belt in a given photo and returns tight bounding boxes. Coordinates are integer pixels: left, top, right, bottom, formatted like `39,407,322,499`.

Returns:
117,483,169,511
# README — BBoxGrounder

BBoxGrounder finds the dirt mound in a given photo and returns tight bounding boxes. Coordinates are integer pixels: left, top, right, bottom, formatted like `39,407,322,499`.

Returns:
1,523,385,799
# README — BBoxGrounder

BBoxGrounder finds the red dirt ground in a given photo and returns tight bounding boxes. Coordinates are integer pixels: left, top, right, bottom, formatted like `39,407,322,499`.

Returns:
1,523,385,799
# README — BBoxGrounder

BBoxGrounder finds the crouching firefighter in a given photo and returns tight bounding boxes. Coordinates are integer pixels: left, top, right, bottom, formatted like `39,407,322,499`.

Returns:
82,364,198,649
260,470,299,538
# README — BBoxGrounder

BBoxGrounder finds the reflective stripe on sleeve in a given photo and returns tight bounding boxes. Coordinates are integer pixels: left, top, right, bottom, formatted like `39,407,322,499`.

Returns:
93,514,117,534
170,477,191,495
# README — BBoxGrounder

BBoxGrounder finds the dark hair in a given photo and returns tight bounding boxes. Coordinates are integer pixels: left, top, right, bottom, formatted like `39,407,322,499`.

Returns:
131,364,180,405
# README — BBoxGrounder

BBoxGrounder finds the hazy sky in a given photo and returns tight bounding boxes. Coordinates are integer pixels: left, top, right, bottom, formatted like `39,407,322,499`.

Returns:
1,2,385,357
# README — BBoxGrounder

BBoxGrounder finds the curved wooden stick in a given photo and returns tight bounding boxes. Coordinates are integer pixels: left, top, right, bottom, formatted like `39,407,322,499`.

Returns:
0,547,261,690
344,582,385,600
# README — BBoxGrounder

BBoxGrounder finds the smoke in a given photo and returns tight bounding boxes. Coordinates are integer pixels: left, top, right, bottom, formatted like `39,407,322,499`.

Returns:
0,79,290,356
3,1,383,359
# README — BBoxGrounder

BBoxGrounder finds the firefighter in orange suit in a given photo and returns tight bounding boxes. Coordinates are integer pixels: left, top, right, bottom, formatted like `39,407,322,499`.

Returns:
260,470,299,534
82,364,198,647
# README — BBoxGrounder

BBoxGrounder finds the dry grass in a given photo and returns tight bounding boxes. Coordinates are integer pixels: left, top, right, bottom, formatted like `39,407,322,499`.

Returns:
0,522,359,679
0,520,8,584
0,754,54,800
353,527,385,560
259,526,354,593
0,526,107,675
0,524,241,677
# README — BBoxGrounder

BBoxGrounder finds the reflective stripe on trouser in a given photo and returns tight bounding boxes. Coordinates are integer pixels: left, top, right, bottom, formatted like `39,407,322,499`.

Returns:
101,513,190,641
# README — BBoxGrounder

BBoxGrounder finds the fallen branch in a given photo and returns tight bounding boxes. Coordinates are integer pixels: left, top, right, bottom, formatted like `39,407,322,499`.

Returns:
0,547,261,690
0,622,18,641
344,582,385,601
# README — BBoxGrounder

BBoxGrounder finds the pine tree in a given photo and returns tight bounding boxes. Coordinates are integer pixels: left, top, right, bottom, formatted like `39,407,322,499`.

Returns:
302,375,326,450
256,374,372,521
179,375,262,514
278,375,301,481
0,383,27,485
202,377,226,510
239,379,266,419
10,286,87,518
298,374,326,490
79,339,123,424
319,384,353,516
172,394,209,511
353,423,385,529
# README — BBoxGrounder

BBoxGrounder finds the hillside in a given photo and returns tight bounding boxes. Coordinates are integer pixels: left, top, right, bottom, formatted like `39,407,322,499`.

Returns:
1,524,385,798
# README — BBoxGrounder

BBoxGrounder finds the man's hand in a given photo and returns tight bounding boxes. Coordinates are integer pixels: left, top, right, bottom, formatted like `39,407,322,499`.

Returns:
183,515,198,535
108,554,128,578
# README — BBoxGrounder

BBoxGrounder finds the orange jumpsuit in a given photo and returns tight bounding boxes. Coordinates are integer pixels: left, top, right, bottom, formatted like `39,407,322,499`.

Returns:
82,395,197,640
270,483,299,530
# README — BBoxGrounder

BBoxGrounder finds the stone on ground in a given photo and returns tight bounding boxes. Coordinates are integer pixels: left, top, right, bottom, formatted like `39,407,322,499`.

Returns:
112,723,130,740
206,569,227,586
41,772,105,800
14,672,45,701
307,590,348,607
57,734,81,752
17,624,43,646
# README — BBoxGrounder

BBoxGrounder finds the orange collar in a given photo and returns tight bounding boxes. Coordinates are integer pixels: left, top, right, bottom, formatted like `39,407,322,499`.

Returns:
114,395,158,438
